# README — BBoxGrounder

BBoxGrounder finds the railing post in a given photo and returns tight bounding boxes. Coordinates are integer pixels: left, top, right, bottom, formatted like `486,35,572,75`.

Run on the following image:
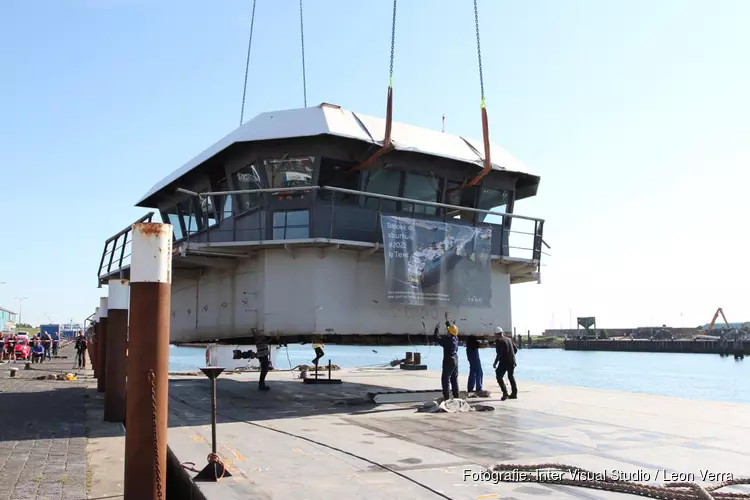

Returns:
97,297,108,394
124,222,172,500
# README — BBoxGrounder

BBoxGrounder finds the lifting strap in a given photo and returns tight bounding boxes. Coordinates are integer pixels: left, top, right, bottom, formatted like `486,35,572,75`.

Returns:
455,0,491,191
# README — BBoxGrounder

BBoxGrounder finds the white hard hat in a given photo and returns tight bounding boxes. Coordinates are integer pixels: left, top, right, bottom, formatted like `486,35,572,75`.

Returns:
495,327,504,334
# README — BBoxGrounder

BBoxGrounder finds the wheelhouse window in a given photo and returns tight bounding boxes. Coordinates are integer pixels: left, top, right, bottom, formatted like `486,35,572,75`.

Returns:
318,158,360,203
362,169,400,211
272,210,309,240
177,198,200,235
402,173,439,216
213,179,233,221
200,196,218,227
444,182,478,220
232,164,264,212
163,207,184,240
477,188,508,223
264,156,314,198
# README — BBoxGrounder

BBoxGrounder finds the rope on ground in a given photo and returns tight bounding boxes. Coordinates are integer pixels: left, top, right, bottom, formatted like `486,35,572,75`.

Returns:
207,453,227,480
488,463,750,500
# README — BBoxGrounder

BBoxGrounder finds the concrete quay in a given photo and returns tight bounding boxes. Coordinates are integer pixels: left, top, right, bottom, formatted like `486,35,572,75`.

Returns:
166,366,750,499
0,344,124,500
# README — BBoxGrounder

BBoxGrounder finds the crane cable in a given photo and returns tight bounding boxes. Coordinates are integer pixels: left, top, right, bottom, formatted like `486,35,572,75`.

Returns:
474,0,485,108
299,0,308,107
458,0,492,190
239,0,258,126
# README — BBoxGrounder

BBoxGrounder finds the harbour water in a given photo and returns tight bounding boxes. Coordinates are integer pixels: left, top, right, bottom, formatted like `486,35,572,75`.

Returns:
169,344,750,405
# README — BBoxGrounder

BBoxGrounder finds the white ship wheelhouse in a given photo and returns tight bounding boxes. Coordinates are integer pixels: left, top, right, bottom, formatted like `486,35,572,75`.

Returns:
97,103,548,345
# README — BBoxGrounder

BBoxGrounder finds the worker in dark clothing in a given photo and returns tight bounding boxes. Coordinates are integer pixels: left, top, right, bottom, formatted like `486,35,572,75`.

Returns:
232,334,271,391
466,335,484,394
433,311,460,401
74,332,88,368
254,335,271,391
493,327,518,400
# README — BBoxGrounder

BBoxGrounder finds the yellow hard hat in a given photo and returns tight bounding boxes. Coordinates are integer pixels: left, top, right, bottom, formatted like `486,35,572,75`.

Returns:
447,325,458,336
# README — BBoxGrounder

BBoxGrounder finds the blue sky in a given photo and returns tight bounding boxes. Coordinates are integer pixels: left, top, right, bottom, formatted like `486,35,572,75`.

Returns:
1,0,748,331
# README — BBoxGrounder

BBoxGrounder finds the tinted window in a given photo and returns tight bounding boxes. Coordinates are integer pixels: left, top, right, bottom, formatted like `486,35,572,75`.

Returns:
164,209,184,240
444,182,478,220
318,158,360,203
214,179,233,221
264,157,314,193
363,169,400,211
402,173,439,215
177,199,199,235
232,164,264,212
477,188,508,223
272,210,310,240
200,196,218,227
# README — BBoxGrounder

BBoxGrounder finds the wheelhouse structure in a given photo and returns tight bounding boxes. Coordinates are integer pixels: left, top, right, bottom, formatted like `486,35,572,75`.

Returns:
98,103,547,345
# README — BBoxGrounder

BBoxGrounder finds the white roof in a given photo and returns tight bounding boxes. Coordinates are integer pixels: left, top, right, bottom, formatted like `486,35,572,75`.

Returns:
137,103,538,205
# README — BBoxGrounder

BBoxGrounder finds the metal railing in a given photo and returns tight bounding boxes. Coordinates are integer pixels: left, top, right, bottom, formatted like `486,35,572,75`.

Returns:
97,186,549,283
97,212,155,285
176,185,549,262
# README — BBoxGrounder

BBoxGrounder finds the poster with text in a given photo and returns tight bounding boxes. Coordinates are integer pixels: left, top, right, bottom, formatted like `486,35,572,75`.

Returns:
381,215,492,307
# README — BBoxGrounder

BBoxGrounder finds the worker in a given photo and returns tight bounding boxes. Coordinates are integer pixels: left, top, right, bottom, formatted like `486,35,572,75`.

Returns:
255,334,271,391
493,327,518,400
465,334,484,394
74,332,88,369
311,338,325,367
433,311,460,401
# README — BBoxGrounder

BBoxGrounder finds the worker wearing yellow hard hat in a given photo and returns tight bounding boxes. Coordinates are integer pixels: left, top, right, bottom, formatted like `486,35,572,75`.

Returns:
433,311,460,400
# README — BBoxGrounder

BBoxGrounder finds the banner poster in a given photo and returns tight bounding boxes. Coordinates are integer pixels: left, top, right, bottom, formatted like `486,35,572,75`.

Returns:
380,215,492,308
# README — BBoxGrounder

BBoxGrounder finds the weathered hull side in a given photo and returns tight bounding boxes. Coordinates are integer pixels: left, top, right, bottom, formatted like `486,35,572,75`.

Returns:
169,248,512,343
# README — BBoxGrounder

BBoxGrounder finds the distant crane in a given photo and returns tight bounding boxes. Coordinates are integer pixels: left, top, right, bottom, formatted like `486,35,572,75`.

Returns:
45,313,53,324
706,308,730,333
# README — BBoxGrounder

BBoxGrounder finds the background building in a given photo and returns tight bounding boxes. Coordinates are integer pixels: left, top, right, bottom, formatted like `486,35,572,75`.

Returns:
0,307,18,333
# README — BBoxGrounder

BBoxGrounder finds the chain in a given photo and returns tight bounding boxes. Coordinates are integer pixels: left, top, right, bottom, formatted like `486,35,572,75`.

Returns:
473,0,485,106
389,0,397,88
299,0,307,107
239,0,258,126
148,370,163,500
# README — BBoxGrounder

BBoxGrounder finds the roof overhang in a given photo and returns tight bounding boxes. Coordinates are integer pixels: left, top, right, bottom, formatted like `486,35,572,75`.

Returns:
136,103,540,208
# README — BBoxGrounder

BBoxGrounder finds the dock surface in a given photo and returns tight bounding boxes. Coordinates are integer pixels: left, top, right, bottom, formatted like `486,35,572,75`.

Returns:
0,344,124,500
167,365,750,499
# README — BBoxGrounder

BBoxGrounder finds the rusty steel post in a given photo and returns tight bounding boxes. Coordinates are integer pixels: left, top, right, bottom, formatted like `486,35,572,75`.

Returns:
105,279,129,423
97,297,109,393
124,222,172,500
92,307,100,378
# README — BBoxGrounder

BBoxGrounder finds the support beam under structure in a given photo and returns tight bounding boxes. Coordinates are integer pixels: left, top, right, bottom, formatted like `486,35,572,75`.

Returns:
105,279,129,423
97,297,109,394
124,222,172,500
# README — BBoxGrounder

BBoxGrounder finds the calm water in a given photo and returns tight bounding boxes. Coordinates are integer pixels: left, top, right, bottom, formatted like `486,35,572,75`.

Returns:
169,344,750,405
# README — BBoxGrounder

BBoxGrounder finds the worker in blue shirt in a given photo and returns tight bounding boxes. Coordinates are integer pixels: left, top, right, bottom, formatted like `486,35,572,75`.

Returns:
433,311,460,401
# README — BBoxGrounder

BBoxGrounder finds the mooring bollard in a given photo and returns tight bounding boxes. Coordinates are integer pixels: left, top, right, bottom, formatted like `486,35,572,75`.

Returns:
9,367,18,378
97,297,109,393
124,222,172,500
194,367,232,482
105,279,129,423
